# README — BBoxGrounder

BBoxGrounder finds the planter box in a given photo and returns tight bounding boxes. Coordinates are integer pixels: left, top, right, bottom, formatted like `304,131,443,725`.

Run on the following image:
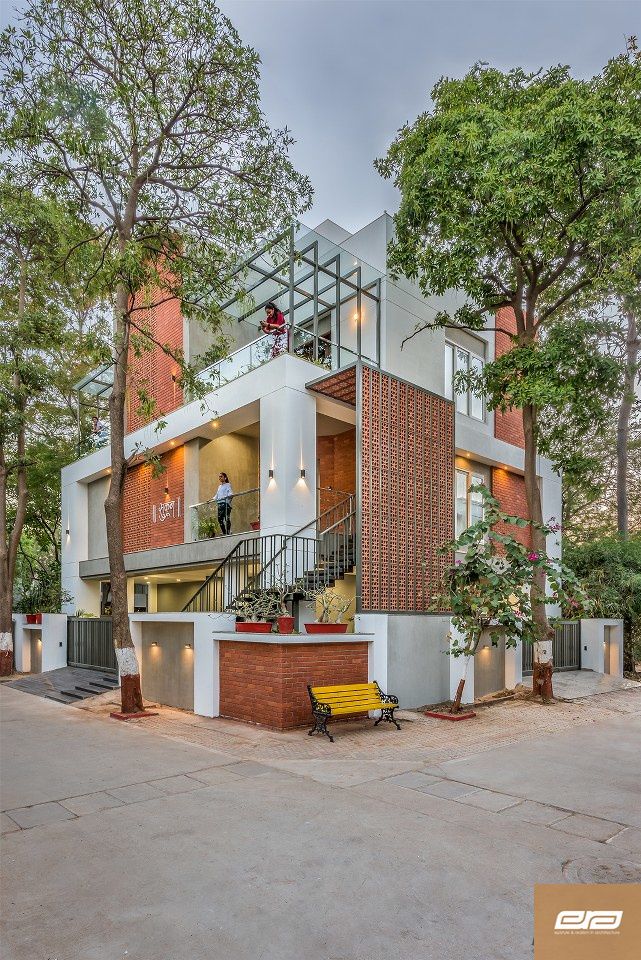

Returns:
25,613,42,625
304,622,348,634
236,622,272,634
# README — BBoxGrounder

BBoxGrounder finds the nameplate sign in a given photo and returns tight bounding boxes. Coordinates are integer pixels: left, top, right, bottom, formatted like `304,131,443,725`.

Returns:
152,497,181,524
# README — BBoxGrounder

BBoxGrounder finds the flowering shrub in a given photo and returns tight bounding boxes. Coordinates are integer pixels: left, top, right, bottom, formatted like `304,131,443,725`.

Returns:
431,485,591,660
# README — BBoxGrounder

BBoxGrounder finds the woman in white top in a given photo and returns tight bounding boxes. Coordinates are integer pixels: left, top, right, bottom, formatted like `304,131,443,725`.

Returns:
215,472,233,535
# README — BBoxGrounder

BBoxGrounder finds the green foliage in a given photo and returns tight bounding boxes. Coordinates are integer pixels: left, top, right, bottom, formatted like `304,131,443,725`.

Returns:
1,0,313,425
376,55,641,326
14,553,71,614
563,536,641,664
432,486,591,657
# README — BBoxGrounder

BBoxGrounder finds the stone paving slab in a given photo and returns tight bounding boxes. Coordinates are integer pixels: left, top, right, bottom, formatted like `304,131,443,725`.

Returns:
270,759,423,787
6,801,76,829
498,799,571,826
383,771,445,791
223,760,285,778
606,826,641,857
150,775,206,795
60,791,125,815
418,779,481,800
187,765,246,786
1,811,20,833
456,788,522,812
106,782,168,804
550,812,626,842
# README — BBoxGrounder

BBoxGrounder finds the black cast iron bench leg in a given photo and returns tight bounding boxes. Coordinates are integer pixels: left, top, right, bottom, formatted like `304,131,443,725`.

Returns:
308,712,334,743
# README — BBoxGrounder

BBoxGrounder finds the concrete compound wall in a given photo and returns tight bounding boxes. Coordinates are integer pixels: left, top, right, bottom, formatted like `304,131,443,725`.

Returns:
581,619,624,677
140,621,194,711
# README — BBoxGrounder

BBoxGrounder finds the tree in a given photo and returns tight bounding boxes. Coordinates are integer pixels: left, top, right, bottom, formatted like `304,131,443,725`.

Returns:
1,0,312,709
564,536,641,672
0,176,98,674
432,486,590,710
376,51,641,691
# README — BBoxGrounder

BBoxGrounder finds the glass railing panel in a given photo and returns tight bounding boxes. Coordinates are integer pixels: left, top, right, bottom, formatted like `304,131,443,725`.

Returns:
190,488,260,541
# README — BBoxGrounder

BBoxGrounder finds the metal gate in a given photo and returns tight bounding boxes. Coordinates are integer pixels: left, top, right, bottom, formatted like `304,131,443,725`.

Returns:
67,617,117,673
522,621,581,674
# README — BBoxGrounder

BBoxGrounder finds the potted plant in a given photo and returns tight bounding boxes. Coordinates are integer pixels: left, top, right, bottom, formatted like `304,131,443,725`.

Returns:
271,576,295,634
15,566,71,624
197,514,220,540
250,519,260,531
231,590,280,633
297,582,353,634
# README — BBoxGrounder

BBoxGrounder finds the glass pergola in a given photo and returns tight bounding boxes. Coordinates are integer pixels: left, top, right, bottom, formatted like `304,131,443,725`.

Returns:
74,224,383,451
219,223,383,367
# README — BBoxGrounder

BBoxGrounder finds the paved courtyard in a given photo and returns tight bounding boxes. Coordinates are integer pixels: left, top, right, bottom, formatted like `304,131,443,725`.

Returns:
1,681,640,960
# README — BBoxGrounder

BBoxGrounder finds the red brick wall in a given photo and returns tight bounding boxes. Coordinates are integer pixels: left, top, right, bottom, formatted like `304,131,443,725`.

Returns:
492,468,532,548
123,446,185,553
318,428,356,513
218,640,369,729
494,306,525,449
127,293,183,434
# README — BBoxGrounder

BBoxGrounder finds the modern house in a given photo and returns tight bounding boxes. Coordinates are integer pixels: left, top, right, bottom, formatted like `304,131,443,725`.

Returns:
59,213,567,722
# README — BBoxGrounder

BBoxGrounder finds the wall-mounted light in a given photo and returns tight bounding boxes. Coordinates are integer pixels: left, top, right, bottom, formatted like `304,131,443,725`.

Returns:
184,642,192,650
65,528,70,537
164,484,169,496
171,372,178,383
300,468,306,479
268,469,274,479
151,641,158,647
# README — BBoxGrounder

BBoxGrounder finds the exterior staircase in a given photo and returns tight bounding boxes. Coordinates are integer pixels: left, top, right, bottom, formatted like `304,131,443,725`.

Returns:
182,496,355,613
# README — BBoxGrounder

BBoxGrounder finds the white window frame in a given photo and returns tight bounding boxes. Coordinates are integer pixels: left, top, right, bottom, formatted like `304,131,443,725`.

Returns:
445,342,485,421
455,468,486,537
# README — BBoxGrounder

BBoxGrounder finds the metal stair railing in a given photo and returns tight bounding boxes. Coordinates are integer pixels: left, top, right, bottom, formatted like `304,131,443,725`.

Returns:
182,494,355,613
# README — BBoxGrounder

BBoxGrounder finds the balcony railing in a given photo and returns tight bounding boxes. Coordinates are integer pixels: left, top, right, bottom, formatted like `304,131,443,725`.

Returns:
190,487,260,541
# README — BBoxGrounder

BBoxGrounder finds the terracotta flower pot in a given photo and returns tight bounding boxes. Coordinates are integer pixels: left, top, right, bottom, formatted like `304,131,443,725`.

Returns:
277,615,295,635
250,521,260,531
26,613,42,625
304,622,348,634
236,621,272,634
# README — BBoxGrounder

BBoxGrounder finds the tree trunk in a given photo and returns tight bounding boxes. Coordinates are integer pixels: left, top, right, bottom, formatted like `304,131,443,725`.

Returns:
522,402,555,701
616,309,639,539
450,678,465,714
104,283,144,714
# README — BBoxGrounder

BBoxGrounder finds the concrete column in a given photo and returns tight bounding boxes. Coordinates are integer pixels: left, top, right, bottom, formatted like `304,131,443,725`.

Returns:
581,618,624,677
505,639,522,689
259,387,317,534
183,438,200,542
12,616,30,672
41,615,68,672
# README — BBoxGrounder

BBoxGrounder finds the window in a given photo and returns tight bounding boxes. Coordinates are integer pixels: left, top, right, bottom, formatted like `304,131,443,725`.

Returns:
455,469,486,536
445,342,485,420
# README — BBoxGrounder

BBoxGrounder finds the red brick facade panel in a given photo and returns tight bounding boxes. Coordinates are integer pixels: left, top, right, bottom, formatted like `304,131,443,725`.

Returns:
492,468,532,549
360,366,454,612
127,292,183,434
218,640,369,730
494,306,525,449
122,446,185,554
318,429,356,517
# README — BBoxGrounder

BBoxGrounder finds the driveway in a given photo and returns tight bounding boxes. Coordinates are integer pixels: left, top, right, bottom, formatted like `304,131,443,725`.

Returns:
1,683,640,960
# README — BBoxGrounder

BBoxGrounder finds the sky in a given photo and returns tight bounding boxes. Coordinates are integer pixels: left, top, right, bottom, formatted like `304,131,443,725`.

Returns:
1,0,638,232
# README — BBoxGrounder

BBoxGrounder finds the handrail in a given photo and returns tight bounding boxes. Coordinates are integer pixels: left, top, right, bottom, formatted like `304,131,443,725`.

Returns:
181,538,248,611
182,493,355,613
189,487,259,511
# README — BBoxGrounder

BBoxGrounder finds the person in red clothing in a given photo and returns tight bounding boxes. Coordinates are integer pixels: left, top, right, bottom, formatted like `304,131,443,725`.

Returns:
261,302,288,357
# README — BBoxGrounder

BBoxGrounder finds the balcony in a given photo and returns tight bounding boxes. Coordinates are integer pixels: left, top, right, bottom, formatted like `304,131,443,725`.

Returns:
73,224,382,457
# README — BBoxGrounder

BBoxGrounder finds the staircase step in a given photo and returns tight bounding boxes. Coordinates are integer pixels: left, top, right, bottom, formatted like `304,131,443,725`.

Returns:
60,689,85,700
74,686,104,696
88,681,118,691
46,693,76,704
100,675,119,684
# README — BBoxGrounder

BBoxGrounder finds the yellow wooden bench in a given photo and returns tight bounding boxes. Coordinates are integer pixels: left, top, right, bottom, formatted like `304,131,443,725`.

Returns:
307,681,400,742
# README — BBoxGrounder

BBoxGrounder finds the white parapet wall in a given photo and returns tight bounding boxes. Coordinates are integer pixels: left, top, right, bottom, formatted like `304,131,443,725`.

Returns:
580,619,624,677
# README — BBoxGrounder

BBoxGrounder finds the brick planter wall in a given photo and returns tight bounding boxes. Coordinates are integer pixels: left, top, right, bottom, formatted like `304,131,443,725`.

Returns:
218,640,369,730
